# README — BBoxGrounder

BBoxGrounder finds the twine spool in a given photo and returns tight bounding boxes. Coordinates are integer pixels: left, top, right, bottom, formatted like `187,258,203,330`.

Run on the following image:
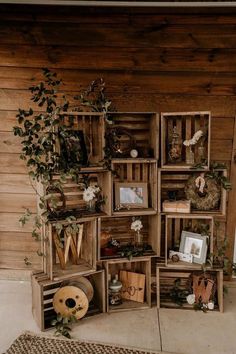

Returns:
53,277,94,320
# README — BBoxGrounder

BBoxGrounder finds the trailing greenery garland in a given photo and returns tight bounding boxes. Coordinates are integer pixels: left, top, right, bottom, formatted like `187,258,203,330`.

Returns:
13,68,112,265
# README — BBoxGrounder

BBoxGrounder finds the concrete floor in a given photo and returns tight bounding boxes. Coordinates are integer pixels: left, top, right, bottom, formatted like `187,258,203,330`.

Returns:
0,278,236,354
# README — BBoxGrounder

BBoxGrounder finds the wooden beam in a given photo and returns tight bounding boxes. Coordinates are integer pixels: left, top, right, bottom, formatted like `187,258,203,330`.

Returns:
226,117,236,267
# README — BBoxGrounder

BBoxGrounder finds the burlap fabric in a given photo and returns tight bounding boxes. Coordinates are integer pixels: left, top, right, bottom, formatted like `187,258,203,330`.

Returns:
4,332,160,354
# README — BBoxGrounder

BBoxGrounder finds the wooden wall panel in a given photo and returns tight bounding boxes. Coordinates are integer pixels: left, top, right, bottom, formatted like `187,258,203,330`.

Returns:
0,5,235,271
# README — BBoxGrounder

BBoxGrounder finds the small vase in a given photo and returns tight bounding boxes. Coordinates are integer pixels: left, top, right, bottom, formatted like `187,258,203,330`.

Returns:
135,230,143,247
186,146,195,165
87,199,96,212
197,144,205,163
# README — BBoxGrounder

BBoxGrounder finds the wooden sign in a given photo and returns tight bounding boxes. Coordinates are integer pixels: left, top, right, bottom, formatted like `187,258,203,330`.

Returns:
119,270,145,303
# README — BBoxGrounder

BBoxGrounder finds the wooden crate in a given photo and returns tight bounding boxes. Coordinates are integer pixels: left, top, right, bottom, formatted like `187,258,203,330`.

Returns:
44,217,97,281
161,111,211,169
106,112,159,159
97,214,160,261
158,169,227,216
112,159,157,215
156,267,223,312
37,169,112,217
31,270,106,331
104,257,151,312
61,112,105,165
165,215,214,269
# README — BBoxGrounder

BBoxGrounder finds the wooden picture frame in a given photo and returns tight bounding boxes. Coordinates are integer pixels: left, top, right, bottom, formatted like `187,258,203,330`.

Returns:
115,182,148,209
179,230,208,265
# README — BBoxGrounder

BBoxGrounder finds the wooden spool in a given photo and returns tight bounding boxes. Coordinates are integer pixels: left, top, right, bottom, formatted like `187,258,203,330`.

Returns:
53,277,94,320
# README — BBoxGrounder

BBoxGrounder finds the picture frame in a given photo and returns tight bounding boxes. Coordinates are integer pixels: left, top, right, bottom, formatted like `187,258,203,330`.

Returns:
179,230,208,264
60,129,88,167
115,182,148,209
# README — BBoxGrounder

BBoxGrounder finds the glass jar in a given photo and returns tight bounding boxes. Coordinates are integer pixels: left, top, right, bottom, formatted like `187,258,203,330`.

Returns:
87,199,96,212
186,146,195,165
108,279,123,306
197,144,205,164
168,126,182,163
134,230,143,248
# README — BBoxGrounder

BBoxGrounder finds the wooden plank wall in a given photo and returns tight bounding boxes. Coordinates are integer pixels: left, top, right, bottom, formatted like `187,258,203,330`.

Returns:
0,5,235,271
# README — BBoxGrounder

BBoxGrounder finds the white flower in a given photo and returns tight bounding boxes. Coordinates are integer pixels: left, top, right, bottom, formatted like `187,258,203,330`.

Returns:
83,185,101,202
186,294,195,305
193,130,204,142
83,188,95,202
207,301,214,310
183,130,203,147
131,219,143,232
183,140,191,147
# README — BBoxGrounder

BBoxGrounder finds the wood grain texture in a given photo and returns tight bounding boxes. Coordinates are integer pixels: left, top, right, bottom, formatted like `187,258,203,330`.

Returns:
0,193,36,213
2,46,236,73
0,6,235,271
0,174,33,194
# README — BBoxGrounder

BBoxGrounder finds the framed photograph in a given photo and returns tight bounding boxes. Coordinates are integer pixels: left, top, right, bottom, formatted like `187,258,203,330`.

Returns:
115,182,148,209
60,129,88,167
179,231,208,264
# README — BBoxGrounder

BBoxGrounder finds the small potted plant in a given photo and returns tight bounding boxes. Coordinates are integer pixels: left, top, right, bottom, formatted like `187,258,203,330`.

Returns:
101,238,120,257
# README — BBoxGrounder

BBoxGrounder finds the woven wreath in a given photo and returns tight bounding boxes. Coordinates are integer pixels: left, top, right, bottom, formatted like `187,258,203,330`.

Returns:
185,174,221,211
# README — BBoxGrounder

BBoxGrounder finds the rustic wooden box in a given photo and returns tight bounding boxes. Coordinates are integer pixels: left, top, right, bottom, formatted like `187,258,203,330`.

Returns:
61,112,105,165
158,169,227,216
111,159,157,216
97,214,160,261
165,214,214,269
44,217,97,281
31,270,106,331
156,267,223,312
106,112,159,159
104,257,151,313
37,169,112,217
161,111,211,170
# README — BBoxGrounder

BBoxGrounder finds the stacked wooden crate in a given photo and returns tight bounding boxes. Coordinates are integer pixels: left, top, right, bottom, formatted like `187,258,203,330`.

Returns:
31,112,160,330
158,111,225,311
31,110,226,331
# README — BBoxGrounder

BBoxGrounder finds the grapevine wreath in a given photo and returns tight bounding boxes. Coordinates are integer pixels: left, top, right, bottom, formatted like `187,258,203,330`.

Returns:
185,173,221,211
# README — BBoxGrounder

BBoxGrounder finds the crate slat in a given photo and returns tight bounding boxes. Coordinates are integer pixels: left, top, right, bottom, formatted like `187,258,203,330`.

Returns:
156,267,223,312
161,111,211,169
31,270,106,331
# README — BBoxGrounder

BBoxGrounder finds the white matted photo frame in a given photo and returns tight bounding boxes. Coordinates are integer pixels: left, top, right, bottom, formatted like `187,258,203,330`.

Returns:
179,230,208,264
115,182,148,209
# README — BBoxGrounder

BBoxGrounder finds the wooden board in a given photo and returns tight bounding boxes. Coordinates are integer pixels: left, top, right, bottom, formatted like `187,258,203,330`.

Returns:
119,270,145,303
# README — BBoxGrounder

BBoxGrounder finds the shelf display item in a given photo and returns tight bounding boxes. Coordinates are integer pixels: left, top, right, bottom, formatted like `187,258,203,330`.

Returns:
168,126,182,163
109,278,123,306
185,173,221,211
120,270,146,303
163,200,191,213
179,231,208,265
53,277,94,320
